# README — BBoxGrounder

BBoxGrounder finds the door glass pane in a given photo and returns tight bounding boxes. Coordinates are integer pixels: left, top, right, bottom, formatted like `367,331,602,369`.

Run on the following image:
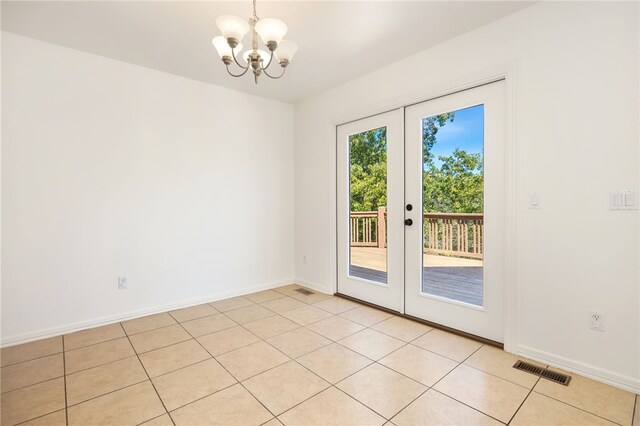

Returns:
349,127,388,284
422,105,484,306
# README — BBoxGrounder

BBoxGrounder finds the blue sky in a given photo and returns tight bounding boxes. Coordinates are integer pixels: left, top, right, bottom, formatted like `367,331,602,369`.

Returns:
425,104,484,168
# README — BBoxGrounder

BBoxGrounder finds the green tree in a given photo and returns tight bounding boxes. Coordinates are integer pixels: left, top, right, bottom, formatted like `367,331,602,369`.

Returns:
423,149,484,213
423,113,455,167
348,113,483,214
349,128,388,211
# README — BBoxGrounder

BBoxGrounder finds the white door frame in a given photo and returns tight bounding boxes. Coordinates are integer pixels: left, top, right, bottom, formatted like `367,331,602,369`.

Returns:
329,64,519,352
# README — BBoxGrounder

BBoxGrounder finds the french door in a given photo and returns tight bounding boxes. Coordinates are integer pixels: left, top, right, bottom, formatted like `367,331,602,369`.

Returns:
336,110,404,311
337,81,506,342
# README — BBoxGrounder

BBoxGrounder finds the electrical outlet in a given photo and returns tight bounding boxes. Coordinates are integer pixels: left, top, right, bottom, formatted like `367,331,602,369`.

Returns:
118,276,128,290
529,192,542,209
589,310,605,331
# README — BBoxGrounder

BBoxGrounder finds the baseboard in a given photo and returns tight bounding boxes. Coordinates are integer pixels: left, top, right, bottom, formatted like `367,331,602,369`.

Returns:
293,278,332,295
518,345,640,394
1,278,295,347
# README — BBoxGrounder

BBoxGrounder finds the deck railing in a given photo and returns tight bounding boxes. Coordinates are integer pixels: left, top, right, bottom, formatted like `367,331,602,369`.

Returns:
350,207,386,248
424,213,483,259
350,208,483,259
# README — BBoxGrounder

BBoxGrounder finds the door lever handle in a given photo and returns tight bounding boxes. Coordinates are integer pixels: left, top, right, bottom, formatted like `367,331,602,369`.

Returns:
404,218,413,226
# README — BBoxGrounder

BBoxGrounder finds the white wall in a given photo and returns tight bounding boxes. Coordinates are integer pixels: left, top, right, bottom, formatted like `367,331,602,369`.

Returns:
1,32,295,344
294,2,639,391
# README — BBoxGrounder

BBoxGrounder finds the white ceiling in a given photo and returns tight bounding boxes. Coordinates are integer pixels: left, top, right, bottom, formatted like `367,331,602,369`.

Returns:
1,1,534,102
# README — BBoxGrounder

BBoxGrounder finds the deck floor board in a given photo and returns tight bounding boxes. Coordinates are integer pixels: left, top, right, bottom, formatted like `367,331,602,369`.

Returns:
348,264,483,306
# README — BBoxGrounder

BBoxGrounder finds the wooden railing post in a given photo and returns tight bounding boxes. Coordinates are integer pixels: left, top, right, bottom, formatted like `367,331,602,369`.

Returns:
377,206,386,248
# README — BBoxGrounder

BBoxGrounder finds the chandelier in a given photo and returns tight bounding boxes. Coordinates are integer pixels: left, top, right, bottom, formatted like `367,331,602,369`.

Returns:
212,0,298,84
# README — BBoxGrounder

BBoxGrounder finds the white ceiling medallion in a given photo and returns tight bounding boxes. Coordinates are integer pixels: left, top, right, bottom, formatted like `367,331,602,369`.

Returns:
212,0,298,84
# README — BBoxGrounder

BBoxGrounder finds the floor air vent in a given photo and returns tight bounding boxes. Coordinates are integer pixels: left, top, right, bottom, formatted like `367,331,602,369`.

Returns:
294,288,315,296
540,369,572,386
513,360,571,386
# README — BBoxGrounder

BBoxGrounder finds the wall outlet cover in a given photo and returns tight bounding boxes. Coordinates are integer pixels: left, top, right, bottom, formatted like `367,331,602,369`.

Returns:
589,310,605,331
118,276,128,290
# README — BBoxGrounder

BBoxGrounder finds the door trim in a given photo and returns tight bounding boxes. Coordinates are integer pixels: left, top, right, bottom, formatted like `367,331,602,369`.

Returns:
329,63,520,353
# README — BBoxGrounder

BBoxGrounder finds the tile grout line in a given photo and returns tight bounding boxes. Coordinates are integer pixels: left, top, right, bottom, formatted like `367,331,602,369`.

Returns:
429,346,620,426
0,349,65,369
131,336,194,356
357,337,533,425
172,315,281,422
64,380,149,410
430,388,508,425
12,287,628,426
0,292,539,424
254,332,345,412
141,355,211,381
0,363,66,395
265,333,335,361
119,322,176,426
65,335,127,352
184,295,356,359
171,296,379,422
42,290,347,372
460,357,545,390
0,292,463,421
373,332,582,424
64,304,622,426
421,344,512,425
63,344,236,417
64,349,135,376
525,390,629,426
387,386,431,424
3,290,377,425
151,378,239,416
135,412,171,426
277,302,435,404
323,327,466,422
0,286,310,361
13,408,67,426
506,374,541,425
9,379,68,426
122,321,179,338
40,306,214,342
268,316,428,422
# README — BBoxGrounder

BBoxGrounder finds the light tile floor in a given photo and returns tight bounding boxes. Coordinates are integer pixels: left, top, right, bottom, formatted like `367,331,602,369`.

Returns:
1,284,638,426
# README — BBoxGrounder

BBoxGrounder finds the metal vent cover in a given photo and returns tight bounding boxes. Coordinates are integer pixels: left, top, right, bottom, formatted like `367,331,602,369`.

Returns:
513,360,571,386
294,288,315,296
540,369,572,386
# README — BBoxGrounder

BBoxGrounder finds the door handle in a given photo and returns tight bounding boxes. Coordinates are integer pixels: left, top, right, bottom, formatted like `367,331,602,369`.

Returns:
404,218,413,226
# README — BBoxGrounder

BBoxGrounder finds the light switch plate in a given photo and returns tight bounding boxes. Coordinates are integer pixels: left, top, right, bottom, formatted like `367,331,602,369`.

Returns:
611,190,638,210
624,190,637,209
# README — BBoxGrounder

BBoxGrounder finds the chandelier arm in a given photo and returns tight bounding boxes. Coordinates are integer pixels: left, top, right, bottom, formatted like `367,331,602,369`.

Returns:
261,49,276,72
231,46,250,70
226,63,250,78
262,63,286,79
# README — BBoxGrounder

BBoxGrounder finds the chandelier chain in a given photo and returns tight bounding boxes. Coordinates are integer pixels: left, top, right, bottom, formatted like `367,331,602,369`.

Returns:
252,0,259,21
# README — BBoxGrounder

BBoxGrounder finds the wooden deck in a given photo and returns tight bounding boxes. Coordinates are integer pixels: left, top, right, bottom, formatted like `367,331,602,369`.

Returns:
350,247,483,306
